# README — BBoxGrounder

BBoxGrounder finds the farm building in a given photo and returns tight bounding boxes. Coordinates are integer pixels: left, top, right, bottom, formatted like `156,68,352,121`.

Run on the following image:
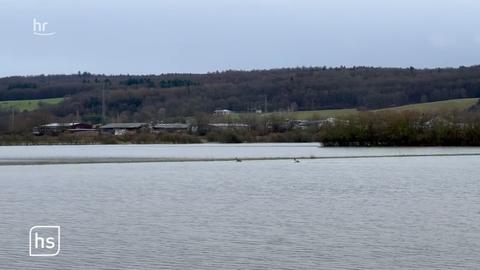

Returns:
33,122,93,136
214,109,233,116
208,123,249,130
100,123,149,136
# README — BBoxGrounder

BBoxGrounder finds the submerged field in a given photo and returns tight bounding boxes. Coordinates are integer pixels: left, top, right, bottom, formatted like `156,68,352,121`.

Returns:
1,144,479,269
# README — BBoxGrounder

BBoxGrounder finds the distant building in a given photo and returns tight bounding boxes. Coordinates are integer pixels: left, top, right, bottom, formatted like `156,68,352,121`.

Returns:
100,123,149,136
33,122,93,136
208,123,249,130
290,118,339,130
152,123,191,133
214,109,233,116
423,117,453,129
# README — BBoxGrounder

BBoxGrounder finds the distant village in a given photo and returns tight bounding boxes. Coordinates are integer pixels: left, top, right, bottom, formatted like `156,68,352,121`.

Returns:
32,109,339,137
30,107,469,147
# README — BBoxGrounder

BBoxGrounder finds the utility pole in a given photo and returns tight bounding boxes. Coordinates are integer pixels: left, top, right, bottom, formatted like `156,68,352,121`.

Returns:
102,82,106,124
264,94,268,113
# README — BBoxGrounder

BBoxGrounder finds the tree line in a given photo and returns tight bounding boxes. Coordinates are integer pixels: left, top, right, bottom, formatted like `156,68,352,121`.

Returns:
1,66,480,122
1,66,480,145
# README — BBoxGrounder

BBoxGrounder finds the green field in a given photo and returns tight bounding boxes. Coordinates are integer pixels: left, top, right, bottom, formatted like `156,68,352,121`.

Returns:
271,98,480,120
0,98,64,112
377,98,479,112
285,109,358,120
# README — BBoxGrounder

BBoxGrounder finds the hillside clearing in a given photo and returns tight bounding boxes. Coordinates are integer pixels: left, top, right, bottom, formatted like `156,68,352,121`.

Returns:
0,98,64,112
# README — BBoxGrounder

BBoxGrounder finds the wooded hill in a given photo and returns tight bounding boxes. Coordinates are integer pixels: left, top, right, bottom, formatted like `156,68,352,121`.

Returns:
1,66,480,122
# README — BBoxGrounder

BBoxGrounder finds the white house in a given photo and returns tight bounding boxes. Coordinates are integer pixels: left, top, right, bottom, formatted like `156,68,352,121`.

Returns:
214,109,233,116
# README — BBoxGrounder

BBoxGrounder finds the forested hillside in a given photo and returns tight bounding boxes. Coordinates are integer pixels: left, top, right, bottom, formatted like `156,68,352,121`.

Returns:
1,66,480,123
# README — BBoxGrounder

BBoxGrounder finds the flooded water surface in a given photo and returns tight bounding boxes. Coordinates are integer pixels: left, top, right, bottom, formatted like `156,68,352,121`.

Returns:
0,144,479,269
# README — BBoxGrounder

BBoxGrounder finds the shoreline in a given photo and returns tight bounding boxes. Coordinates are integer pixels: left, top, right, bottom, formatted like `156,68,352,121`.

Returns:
2,141,480,147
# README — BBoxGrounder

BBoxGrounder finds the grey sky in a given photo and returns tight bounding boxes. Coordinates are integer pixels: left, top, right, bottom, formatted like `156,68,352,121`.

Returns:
1,0,480,77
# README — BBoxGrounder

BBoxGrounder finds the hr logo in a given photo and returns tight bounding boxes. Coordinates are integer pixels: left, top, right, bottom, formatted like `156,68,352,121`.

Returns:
33,18,56,36
29,226,61,257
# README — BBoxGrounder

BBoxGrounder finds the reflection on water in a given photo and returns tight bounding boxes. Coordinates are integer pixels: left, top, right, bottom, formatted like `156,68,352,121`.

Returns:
0,145,479,269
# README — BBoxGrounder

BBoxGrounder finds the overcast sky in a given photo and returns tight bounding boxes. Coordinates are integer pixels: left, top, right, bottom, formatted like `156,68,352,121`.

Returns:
1,0,480,77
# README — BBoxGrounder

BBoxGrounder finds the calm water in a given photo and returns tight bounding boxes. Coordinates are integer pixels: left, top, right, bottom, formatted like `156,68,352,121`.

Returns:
0,144,479,269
